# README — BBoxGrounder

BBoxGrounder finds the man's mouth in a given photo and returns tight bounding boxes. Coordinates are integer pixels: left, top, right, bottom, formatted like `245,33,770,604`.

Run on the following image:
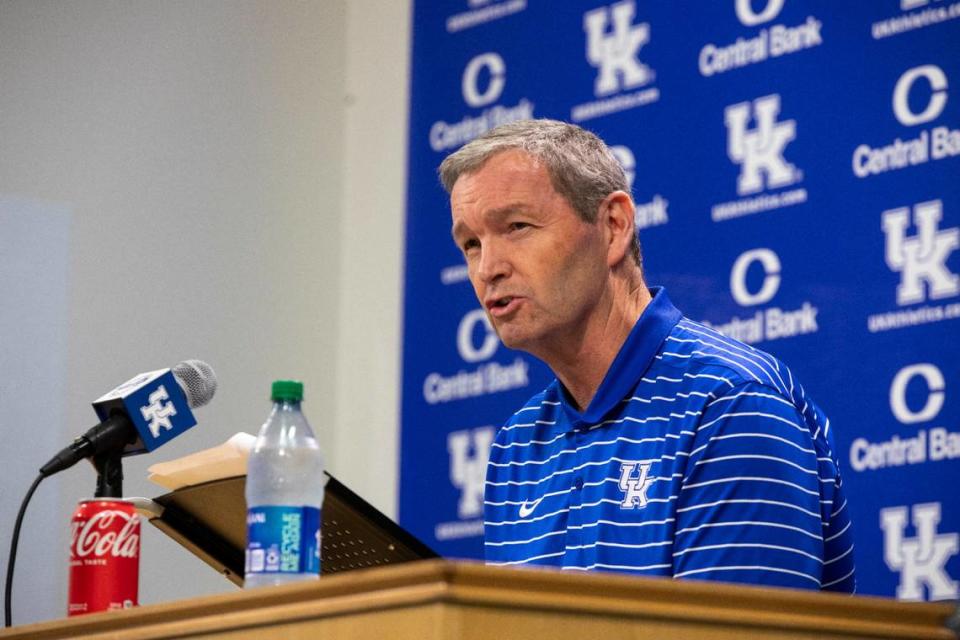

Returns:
486,296,521,317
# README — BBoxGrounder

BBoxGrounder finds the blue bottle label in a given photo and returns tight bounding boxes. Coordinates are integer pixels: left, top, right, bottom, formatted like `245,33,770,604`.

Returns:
245,506,321,575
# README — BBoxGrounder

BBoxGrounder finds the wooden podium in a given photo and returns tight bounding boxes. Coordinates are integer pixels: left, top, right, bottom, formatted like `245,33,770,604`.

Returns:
2,560,955,639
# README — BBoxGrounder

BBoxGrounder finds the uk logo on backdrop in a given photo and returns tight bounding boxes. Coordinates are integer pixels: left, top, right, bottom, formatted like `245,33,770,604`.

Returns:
881,502,959,601
584,0,652,96
853,64,959,179
711,94,808,223
434,425,496,541
701,248,818,343
884,200,959,306
726,95,799,196
571,0,659,122
867,199,960,333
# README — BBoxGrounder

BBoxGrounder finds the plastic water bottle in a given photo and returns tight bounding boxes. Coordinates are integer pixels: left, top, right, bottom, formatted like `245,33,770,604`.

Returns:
244,380,325,587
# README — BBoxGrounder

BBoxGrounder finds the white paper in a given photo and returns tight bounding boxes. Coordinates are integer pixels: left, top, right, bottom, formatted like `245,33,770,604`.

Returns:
147,432,256,490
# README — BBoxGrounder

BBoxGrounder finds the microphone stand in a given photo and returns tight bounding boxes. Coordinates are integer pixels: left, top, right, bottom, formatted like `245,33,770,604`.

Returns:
93,449,124,498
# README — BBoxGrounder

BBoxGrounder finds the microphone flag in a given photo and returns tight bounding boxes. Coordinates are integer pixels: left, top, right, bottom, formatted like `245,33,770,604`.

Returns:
92,368,196,455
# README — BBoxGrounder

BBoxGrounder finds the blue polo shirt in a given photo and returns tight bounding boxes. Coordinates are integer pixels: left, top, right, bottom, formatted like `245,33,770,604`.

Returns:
483,288,856,592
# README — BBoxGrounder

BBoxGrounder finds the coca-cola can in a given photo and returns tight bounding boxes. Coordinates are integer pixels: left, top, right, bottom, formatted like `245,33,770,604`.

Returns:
68,499,140,616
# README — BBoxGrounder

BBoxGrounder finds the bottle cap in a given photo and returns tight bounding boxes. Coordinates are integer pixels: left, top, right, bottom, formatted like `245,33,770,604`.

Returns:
271,380,304,402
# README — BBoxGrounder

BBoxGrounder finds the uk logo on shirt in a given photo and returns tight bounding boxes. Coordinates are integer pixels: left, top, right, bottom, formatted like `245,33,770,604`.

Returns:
619,462,655,509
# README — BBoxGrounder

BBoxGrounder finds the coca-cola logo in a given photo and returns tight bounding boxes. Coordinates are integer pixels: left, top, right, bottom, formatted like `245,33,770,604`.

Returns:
71,510,139,559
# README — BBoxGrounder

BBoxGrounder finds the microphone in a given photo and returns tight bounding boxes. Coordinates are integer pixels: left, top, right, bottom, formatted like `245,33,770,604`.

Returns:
40,360,217,478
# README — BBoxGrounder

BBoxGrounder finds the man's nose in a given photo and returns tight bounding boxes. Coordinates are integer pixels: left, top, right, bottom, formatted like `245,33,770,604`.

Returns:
477,239,511,284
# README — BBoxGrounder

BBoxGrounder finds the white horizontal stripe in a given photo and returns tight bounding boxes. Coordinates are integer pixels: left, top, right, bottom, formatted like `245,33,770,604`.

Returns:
709,326,787,389
484,484,576,507
674,565,820,586
825,519,852,542
706,390,794,410
564,539,672,551
823,544,854,566
513,401,560,414
626,390,715,404
831,498,848,518
673,542,822,564
667,334,780,389
484,529,566,547
641,372,736,387
658,349,762,384
822,566,855,588
569,495,679,511
690,432,816,459
488,446,578,468
489,433,671,468
676,520,822,541
589,410,704,432
483,477,677,527
677,322,788,391
682,475,819,497
564,562,672,572
502,419,556,432
676,498,821,520
491,431,567,449
489,550,565,566
697,410,806,435
486,454,662,487
567,517,676,531
694,454,819,476
484,504,573,527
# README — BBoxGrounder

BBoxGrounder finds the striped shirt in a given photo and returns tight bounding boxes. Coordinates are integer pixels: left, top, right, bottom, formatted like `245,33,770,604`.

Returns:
484,288,856,592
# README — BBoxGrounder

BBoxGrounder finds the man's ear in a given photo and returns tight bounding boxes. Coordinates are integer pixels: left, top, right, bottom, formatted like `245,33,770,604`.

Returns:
599,191,636,267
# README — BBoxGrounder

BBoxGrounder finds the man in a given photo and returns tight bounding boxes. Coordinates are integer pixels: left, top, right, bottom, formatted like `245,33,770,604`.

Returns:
440,119,855,592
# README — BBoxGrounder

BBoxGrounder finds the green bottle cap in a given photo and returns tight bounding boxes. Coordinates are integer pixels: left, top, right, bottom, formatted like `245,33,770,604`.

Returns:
271,380,304,402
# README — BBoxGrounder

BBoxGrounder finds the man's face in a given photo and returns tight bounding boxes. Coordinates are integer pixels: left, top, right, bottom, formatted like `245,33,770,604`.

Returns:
450,149,609,356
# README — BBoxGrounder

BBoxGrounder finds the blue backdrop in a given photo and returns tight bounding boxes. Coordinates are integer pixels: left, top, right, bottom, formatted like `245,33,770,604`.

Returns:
400,0,960,600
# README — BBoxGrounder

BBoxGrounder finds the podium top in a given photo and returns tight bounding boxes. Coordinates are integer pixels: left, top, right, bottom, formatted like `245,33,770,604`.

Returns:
2,561,956,640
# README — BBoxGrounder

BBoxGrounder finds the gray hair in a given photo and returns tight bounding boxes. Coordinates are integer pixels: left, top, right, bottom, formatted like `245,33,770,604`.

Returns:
438,119,642,266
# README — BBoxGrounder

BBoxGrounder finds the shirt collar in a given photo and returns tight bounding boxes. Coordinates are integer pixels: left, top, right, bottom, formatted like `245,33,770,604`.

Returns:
559,287,682,425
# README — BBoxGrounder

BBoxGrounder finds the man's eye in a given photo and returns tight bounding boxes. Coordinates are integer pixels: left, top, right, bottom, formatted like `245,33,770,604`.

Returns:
509,222,530,232
462,239,480,252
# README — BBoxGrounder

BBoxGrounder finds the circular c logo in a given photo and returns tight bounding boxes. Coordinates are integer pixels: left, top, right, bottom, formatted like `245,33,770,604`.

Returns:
889,363,945,424
734,0,785,26
892,64,948,127
730,248,781,306
457,309,500,362
462,52,506,108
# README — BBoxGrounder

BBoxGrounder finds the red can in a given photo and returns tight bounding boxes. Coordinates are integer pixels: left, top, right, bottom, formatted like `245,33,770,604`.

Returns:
67,499,140,616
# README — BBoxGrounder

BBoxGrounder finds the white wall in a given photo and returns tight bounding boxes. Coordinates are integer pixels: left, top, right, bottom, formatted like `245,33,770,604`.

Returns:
333,0,410,521
0,0,410,625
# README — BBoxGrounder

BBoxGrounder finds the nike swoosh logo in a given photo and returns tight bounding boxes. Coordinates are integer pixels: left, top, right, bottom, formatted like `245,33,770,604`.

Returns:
518,497,543,518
